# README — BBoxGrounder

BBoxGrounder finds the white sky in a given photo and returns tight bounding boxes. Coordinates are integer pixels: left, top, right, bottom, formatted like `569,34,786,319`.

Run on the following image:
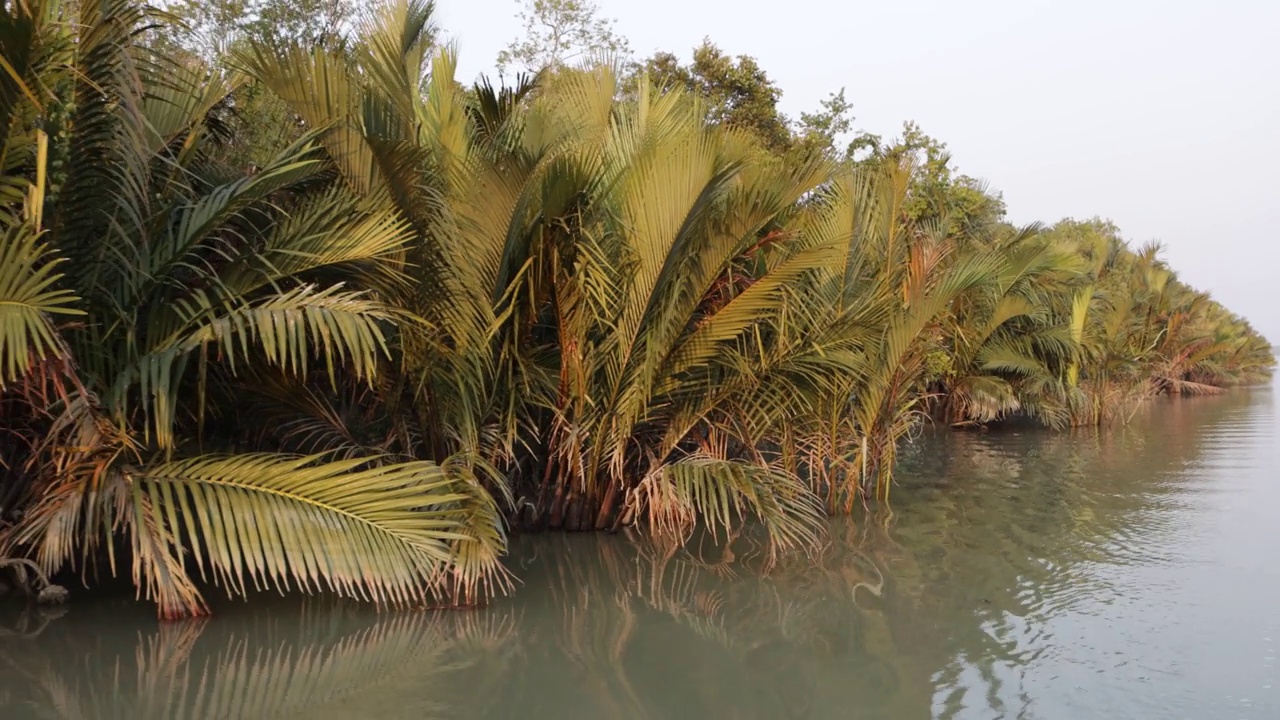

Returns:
437,0,1280,342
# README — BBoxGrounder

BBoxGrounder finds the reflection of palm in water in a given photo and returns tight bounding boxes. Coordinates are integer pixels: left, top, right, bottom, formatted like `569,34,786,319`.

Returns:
0,390,1263,719
0,604,520,720
879,390,1268,714
0,520,910,720
501,529,908,719
516,391,1260,719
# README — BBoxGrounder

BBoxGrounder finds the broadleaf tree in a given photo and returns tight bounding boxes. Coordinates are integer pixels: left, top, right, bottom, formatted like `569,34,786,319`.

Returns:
496,0,631,74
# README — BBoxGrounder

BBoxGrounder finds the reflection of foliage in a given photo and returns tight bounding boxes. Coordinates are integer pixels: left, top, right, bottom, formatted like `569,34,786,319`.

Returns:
0,388,1259,719
492,392,1251,718
489,529,907,719
0,603,519,719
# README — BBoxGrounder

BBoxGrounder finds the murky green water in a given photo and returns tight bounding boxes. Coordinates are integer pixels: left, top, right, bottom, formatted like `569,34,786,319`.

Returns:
2,385,1277,719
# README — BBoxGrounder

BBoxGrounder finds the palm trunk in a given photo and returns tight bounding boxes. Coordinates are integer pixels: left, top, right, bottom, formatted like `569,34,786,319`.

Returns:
593,480,621,530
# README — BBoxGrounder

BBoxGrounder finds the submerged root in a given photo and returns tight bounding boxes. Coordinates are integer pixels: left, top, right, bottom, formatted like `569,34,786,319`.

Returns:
0,558,69,604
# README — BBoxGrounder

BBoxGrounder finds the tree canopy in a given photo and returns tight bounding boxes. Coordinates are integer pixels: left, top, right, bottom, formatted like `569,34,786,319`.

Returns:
497,0,630,74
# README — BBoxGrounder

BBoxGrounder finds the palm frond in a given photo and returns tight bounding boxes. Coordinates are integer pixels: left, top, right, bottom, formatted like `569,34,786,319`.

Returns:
632,455,823,555
11,452,507,617
0,223,81,386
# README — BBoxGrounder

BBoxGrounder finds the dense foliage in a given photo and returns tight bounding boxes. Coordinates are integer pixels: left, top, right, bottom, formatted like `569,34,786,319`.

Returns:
1,0,1272,617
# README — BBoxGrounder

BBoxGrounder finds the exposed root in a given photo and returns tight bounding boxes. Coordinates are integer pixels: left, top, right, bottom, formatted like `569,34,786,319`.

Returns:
0,558,68,604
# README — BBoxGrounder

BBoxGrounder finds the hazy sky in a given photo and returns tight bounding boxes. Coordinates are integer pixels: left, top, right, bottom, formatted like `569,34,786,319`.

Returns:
437,0,1280,341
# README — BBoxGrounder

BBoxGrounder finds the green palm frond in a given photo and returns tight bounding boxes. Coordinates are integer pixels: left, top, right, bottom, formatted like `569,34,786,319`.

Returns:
52,0,156,281
12,452,508,618
220,187,416,296
142,57,239,156
469,71,542,150
0,223,81,386
435,452,513,604
977,337,1050,377
110,283,396,450
182,284,393,382
358,0,438,121
132,138,328,296
236,44,377,194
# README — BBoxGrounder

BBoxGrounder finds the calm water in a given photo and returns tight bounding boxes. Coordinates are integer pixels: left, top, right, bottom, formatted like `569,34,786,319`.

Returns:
1,385,1277,719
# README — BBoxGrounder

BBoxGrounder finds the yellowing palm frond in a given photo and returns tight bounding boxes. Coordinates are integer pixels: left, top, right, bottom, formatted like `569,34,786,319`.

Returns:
632,455,823,555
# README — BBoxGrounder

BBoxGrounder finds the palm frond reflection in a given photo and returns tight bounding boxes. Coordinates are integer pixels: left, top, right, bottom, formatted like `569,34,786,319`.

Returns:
0,603,518,719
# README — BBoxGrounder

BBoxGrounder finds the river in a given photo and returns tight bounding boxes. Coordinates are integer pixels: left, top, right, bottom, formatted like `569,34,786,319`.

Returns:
1,384,1276,719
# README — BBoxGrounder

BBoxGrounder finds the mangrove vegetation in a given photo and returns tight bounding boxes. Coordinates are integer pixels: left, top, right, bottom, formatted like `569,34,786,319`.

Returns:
0,0,1273,617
